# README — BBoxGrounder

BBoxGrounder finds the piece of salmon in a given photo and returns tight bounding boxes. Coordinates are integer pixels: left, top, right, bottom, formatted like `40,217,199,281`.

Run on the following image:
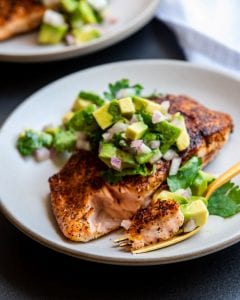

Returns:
124,199,184,250
49,95,233,242
0,0,45,41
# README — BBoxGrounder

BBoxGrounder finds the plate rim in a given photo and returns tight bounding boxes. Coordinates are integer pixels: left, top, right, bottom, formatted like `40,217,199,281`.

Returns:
0,0,160,62
1,59,240,265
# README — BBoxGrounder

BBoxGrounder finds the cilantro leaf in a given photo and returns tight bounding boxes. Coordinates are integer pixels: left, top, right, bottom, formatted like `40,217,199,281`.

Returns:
79,91,105,107
208,181,240,218
104,79,143,100
167,156,202,192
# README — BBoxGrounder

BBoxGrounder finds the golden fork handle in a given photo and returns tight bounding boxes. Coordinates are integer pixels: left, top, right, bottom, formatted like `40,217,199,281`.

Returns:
205,161,240,200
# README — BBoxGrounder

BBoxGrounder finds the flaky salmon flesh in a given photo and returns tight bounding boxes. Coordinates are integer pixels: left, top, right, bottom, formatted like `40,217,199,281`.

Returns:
49,95,233,242
0,0,45,41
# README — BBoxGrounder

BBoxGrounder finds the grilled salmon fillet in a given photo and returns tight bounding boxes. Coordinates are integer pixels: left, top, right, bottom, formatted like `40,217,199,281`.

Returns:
0,0,45,41
49,95,233,242
124,199,184,250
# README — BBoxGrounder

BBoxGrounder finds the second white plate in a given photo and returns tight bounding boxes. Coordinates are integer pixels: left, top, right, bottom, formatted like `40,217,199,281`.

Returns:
0,0,160,62
0,60,240,265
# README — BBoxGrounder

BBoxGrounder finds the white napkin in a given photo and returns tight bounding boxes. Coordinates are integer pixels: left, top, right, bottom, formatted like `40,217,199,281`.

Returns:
156,0,240,76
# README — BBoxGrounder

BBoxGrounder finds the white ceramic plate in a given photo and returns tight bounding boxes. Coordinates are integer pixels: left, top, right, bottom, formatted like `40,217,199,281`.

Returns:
0,0,160,62
0,60,240,265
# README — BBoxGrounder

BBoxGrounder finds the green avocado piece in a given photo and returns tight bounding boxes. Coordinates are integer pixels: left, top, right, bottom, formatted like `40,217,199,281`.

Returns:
38,23,68,44
153,190,188,204
72,27,100,43
93,102,114,129
191,171,215,196
181,200,209,227
78,0,98,24
60,0,78,12
125,122,148,140
154,120,181,153
99,143,136,169
72,98,92,112
172,114,190,151
118,97,135,117
132,96,165,114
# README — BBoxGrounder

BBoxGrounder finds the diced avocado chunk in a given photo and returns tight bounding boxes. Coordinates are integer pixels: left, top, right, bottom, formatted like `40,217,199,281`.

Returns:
132,96,165,114
154,121,181,153
191,171,215,196
60,0,77,12
72,98,92,112
38,23,68,44
153,190,188,204
136,148,161,164
99,142,117,167
63,111,74,124
78,0,98,24
125,122,148,140
118,97,135,117
78,91,105,106
93,102,114,130
173,114,190,151
181,200,209,227
53,130,77,152
72,27,100,43
99,143,136,169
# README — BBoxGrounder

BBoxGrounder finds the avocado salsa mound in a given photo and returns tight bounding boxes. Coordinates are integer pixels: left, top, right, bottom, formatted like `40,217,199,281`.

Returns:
17,79,191,183
16,79,240,251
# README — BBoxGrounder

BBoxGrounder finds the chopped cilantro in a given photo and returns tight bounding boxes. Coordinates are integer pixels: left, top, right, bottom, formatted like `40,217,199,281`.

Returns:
104,79,143,100
79,91,105,107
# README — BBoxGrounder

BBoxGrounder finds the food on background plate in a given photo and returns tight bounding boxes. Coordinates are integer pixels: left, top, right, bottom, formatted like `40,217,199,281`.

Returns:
0,0,45,41
17,79,239,253
0,0,113,45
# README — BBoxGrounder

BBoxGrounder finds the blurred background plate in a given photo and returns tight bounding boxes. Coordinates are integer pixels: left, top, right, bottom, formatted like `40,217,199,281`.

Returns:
0,0,160,62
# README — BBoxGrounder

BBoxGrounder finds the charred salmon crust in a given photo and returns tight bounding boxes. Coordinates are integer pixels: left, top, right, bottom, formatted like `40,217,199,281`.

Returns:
0,0,45,41
49,95,233,242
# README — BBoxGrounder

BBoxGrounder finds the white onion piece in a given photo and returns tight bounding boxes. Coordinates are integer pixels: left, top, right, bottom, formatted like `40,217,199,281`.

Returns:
130,139,143,149
43,9,66,27
87,0,108,11
116,88,135,99
138,143,152,155
129,115,139,124
169,157,182,176
152,110,166,124
149,152,162,164
163,149,178,161
149,140,160,149
161,101,170,112
121,219,131,230
175,188,192,199
76,140,91,151
34,148,50,162
183,219,197,233
102,132,112,141
111,157,122,171
108,122,128,135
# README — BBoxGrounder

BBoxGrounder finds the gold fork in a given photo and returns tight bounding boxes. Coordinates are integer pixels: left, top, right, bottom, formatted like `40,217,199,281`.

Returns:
115,161,240,254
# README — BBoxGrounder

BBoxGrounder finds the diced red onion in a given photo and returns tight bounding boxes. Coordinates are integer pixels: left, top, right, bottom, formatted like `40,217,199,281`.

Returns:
110,157,122,171
130,139,143,150
163,149,178,161
149,152,162,164
138,143,152,155
34,148,51,162
161,101,170,112
108,122,128,135
76,140,91,151
148,140,160,149
65,34,76,46
183,219,197,233
129,115,139,124
116,88,135,99
152,110,166,124
169,157,182,175
121,219,131,230
175,188,192,199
